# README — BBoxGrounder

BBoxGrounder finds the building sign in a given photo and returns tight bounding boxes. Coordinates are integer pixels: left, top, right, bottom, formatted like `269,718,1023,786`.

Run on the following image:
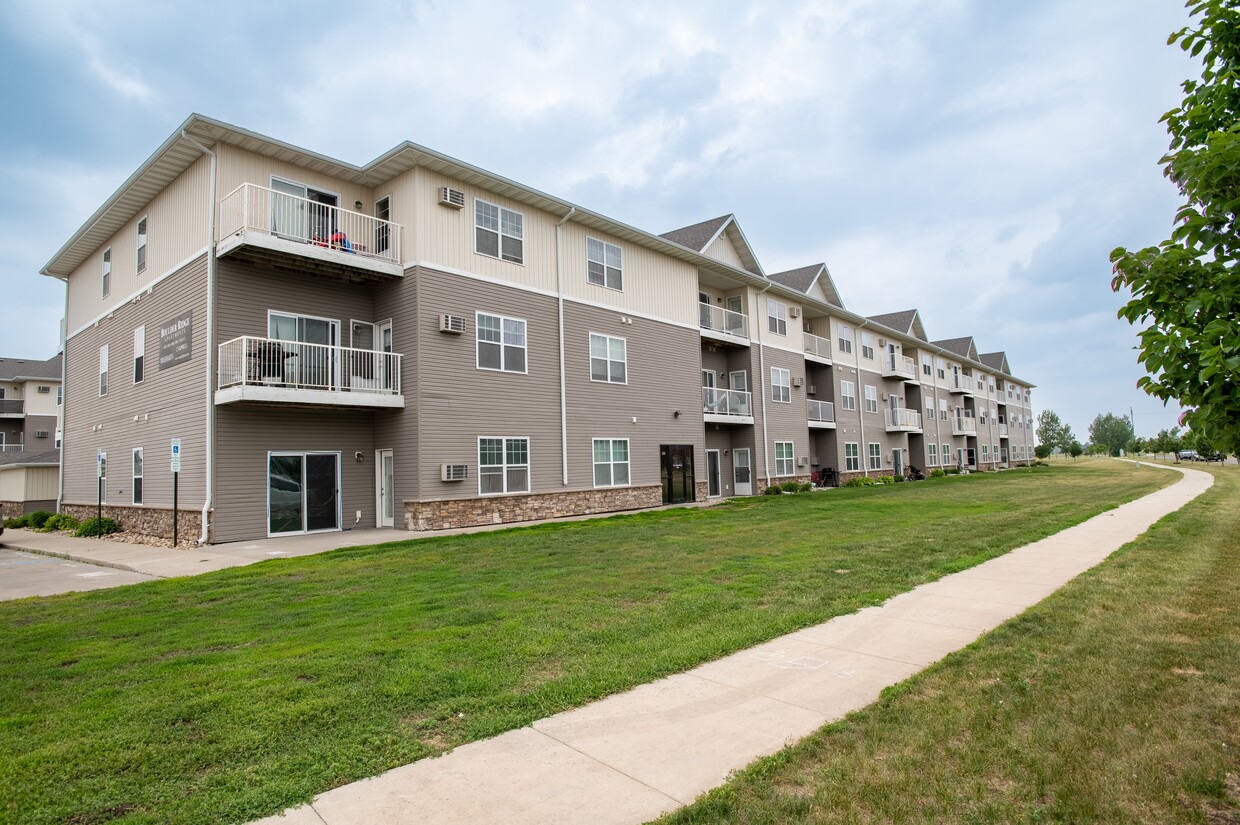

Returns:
159,311,193,370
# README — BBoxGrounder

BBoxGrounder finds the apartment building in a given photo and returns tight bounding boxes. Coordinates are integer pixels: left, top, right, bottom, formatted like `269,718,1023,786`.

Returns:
0,354,63,516
40,115,1035,544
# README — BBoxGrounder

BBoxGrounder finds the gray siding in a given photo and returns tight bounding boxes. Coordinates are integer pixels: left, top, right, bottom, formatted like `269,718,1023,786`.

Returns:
757,346,811,480
215,259,379,343
22,414,57,447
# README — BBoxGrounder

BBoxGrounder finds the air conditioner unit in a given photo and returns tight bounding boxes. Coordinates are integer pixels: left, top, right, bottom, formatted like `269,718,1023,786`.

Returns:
441,464,468,482
878,339,887,348
440,314,466,334
35,430,49,438
798,456,809,467
37,386,50,394
439,186,466,208
793,376,804,387
789,306,801,318
807,384,817,395
811,456,821,466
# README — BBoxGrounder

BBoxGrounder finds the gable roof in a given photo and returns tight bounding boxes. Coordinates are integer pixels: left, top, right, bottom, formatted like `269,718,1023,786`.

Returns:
768,264,845,308
980,351,1011,373
659,216,731,252
867,309,930,343
932,336,979,362
0,353,62,382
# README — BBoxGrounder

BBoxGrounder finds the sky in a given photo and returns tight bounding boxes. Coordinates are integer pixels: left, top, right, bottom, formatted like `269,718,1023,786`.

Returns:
0,0,1199,440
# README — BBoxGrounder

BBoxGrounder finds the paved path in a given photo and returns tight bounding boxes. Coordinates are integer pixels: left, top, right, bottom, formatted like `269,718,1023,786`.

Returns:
250,461,1214,825
0,548,157,600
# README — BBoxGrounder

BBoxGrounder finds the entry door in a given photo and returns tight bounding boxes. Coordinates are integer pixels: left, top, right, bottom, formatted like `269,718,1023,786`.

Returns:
734,448,752,495
270,312,340,389
270,178,338,242
660,445,695,504
376,449,394,528
888,342,898,372
269,452,340,536
702,370,717,412
892,448,904,478
729,371,748,415
725,295,744,334
706,450,722,497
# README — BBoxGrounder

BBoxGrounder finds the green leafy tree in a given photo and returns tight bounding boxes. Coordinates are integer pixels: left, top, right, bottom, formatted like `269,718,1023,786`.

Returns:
1036,410,1075,453
1130,436,1148,455
1068,440,1084,459
1034,443,1054,459
1110,1,1240,455
1089,413,1137,456
1152,426,1183,457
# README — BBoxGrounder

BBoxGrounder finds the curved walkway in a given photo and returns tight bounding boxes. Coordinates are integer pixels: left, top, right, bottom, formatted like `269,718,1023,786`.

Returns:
253,461,1213,825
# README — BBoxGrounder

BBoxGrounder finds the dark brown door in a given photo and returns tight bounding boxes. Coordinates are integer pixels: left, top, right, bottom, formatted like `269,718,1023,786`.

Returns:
660,445,696,504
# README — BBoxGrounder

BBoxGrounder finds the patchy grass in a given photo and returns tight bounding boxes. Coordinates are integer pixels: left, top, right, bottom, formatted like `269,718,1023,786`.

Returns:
661,462,1239,825
0,461,1170,824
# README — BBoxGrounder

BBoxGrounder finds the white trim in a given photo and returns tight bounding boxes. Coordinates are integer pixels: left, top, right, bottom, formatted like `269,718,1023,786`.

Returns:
67,246,210,341
477,436,531,496
706,448,723,496
592,437,631,488
135,215,148,275
375,448,394,528
773,440,795,477
474,197,525,266
586,236,624,292
133,325,145,384
588,332,628,385
132,447,144,506
475,311,529,375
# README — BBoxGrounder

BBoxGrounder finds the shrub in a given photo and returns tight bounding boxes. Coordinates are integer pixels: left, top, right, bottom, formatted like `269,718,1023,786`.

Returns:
843,476,877,488
75,517,121,538
875,475,896,484
780,481,802,493
763,485,783,495
4,514,32,529
929,468,947,478
798,482,814,493
27,511,55,529
946,468,961,475
40,513,81,532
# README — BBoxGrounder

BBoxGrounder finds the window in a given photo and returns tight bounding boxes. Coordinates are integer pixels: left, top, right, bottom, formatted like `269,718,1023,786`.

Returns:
868,442,882,470
928,443,939,465
767,299,788,336
476,312,527,373
980,408,988,425
864,385,878,413
102,248,111,298
475,199,523,263
56,385,62,406
936,358,946,379
133,326,145,384
587,238,623,290
837,324,853,354
99,344,109,396
132,448,144,505
861,333,875,360
374,196,391,254
922,354,932,376
775,441,794,476
479,437,529,494
939,399,948,420
982,444,990,460
593,438,630,487
840,380,856,411
589,333,627,383
98,452,107,504
925,398,935,421
845,442,860,472
771,367,791,403
943,444,952,464
136,216,148,274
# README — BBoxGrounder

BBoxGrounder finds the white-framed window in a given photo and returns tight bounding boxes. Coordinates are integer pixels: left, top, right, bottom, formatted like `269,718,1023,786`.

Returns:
589,333,627,383
837,324,854,355
99,344,109,396
136,216,148,274
587,238,623,290
928,443,939,465
939,398,948,420
775,441,794,476
133,326,145,384
132,448,144,505
936,358,946,379
868,442,882,470
478,437,529,494
101,248,112,298
475,199,523,264
56,385,63,406
593,438,630,487
98,451,107,504
922,354,932,376
840,380,856,411
982,444,990,460
864,385,878,413
767,299,788,336
770,367,791,403
861,332,875,360
980,408,988,425
845,442,860,472
925,397,935,421
476,312,527,373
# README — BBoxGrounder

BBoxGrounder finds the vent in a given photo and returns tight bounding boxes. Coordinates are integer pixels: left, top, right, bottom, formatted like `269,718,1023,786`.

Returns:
789,306,802,318
35,430,49,438
440,314,467,334
798,456,809,467
439,187,466,209
793,376,804,387
37,386,50,394
441,464,468,482
807,384,817,395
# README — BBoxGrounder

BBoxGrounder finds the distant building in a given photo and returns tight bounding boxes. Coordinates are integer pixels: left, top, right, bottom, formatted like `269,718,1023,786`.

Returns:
0,353,62,516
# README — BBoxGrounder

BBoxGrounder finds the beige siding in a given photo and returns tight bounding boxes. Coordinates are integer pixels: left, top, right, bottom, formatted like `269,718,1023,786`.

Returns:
703,234,745,269
23,382,60,416
66,155,212,332
62,255,209,508
752,285,804,346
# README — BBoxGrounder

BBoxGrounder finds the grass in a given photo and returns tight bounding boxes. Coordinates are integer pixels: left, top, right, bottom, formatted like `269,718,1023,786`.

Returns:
0,460,1171,824
660,461,1240,825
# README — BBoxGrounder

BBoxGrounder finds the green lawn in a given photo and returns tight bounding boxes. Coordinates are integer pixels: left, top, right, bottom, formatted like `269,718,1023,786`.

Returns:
0,461,1171,825
661,461,1239,824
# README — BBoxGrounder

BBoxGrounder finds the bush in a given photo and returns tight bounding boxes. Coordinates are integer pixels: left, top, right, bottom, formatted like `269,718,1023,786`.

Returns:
843,476,877,488
75,517,121,538
929,468,947,478
40,513,81,532
763,485,783,495
780,481,802,493
26,510,55,529
875,475,896,484
946,468,961,475
4,514,32,529
798,482,813,493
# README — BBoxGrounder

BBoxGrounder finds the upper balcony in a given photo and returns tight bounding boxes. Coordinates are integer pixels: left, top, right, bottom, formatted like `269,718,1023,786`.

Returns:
998,423,1009,438
949,373,973,394
882,354,918,382
0,399,24,417
803,332,832,365
703,386,754,424
807,399,836,429
699,304,749,346
218,183,405,282
885,408,922,432
952,415,978,436
215,336,404,409
0,444,23,452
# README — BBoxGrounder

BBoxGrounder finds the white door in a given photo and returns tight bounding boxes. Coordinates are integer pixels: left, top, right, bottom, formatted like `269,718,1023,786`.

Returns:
702,369,717,412
707,449,722,497
892,448,904,478
376,449,395,528
734,448,752,495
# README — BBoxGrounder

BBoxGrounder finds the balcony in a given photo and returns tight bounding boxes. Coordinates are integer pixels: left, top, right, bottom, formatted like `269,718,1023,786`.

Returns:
0,399,24,417
952,415,978,436
803,332,832,364
217,183,404,282
0,444,23,452
949,373,973,394
882,354,918,382
998,423,1009,437
699,304,749,345
215,336,404,409
885,408,922,432
703,386,754,424
807,399,836,429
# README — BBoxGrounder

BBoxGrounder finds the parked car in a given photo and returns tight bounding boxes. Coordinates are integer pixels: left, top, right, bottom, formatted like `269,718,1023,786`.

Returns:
1177,449,1198,461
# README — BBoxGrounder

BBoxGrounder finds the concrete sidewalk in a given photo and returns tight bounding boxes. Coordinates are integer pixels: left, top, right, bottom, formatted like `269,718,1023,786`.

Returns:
252,461,1214,825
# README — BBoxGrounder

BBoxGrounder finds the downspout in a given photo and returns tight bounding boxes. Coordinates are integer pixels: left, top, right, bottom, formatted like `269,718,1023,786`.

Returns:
181,131,217,545
755,283,772,483
54,276,68,513
856,319,870,477
555,206,576,485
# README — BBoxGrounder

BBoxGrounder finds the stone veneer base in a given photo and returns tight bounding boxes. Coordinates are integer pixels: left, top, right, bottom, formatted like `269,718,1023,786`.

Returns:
404,485,665,532
62,503,202,542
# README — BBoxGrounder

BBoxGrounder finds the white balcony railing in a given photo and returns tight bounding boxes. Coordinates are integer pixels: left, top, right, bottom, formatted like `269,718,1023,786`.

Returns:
950,373,973,393
883,354,917,380
885,408,922,430
219,183,403,266
952,415,978,435
702,386,752,418
803,332,832,361
807,399,835,423
0,444,24,452
998,423,1009,437
218,336,402,396
699,304,748,339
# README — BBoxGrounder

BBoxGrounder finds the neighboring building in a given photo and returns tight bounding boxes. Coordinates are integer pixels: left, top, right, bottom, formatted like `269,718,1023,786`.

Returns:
0,354,63,517
40,115,1036,544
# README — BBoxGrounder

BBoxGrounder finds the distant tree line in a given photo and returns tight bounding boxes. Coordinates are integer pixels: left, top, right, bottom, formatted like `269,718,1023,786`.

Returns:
1034,409,1229,461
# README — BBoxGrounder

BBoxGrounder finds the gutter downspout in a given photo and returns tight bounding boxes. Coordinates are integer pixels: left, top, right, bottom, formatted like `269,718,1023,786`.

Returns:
555,206,576,485
755,284,772,484
181,131,217,545
55,276,68,513
856,319,870,477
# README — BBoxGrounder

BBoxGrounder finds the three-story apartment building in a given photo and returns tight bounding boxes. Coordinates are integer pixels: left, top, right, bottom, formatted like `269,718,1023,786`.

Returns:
0,353,63,516
41,115,1035,544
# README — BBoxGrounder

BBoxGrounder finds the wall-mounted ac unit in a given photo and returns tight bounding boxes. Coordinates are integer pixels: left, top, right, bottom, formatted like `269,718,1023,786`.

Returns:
798,456,809,467
36,386,50,394
35,430,49,438
878,339,887,348
440,314,466,334
789,306,802,318
793,376,805,387
807,384,817,395
441,464,468,481
439,187,466,209
811,456,821,465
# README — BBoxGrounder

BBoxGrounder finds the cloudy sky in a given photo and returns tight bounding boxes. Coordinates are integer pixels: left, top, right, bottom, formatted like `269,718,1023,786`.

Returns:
0,0,1197,439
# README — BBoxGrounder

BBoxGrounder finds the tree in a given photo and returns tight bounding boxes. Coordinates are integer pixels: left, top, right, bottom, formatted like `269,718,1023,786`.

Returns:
1130,436,1148,455
1110,1,1240,456
1151,426,1183,458
1089,413,1137,456
1068,440,1084,459
1034,443,1053,459
1036,410,1075,453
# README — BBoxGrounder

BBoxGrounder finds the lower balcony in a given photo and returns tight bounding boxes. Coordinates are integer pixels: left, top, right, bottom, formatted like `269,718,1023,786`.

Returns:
0,399,24,417
215,336,404,409
885,408,922,432
952,415,978,436
703,386,754,424
807,399,836,429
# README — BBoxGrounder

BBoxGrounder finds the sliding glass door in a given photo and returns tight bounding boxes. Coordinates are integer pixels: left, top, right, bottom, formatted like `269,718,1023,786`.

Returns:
269,452,340,536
